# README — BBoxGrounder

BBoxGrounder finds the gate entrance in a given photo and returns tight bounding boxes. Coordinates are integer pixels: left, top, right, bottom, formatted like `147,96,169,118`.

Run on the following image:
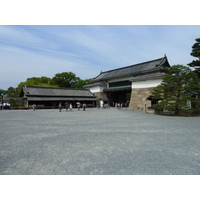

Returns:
106,88,131,107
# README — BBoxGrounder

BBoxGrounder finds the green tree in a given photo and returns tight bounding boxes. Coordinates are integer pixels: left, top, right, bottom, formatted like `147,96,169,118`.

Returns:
73,78,92,88
0,89,7,96
152,65,200,115
24,76,52,86
6,87,19,97
51,72,79,88
188,38,200,77
16,76,56,95
4,72,91,97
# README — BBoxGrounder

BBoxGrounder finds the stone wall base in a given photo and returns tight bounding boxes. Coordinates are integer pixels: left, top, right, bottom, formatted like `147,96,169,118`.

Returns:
129,88,153,110
93,88,154,111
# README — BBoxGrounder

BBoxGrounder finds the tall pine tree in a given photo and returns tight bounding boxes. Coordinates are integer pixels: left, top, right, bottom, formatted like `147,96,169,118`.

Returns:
188,38,200,77
152,65,200,115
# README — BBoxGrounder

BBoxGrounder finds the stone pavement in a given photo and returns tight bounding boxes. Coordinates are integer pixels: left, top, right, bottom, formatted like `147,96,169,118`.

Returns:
0,108,200,175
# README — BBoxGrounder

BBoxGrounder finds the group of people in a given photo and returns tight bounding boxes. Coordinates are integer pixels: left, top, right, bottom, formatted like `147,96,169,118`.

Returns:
97,101,129,109
113,102,129,108
59,102,87,112
0,102,11,110
97,103,109,109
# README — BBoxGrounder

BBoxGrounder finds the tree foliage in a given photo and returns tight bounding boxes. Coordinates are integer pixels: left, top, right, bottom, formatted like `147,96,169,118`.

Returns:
0,89,7,96
50,72,92,88
51,72,78,88
16,76,57,95
6,87,19,97
152,65,200,115
73,78,92,88
188,38,200,67
4,72,91,97
188,38,200,77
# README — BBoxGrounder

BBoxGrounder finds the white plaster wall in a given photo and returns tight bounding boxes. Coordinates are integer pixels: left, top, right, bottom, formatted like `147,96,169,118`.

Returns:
89,86,106,93
131,79,162,89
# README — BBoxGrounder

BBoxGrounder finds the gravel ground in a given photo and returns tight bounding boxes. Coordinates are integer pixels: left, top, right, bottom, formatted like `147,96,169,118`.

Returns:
0,108,200,175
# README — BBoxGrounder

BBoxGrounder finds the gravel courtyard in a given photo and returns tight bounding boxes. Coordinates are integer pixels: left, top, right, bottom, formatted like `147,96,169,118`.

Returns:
0,108,200,175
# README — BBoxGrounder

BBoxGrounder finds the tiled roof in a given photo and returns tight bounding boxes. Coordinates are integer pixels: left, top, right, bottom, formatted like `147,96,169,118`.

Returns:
20,85,96,99
129,72,166,82
27,97,97,101
91,56,170,82
83,82,106,88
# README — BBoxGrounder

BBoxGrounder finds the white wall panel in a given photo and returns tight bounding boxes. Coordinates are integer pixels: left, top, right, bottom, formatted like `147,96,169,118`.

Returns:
131,79,162,89
89,86,105,93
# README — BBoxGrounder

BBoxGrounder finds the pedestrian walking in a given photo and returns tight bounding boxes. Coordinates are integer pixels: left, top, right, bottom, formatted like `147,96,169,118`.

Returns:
59,103,62,112
76,102,81,111
69,103,72,111
65,102,69,111
32,104,36,111
3,102,6,110
7,103,10,110
100,100,104,108
83,103,86,111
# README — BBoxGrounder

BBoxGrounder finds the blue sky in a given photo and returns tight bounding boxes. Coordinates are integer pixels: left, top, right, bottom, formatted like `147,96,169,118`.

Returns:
0,25,200,90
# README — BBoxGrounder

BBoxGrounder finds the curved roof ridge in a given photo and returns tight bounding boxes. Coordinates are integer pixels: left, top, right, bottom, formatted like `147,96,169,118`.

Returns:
100,57,164,74
91,56,170,82
24,85,87,91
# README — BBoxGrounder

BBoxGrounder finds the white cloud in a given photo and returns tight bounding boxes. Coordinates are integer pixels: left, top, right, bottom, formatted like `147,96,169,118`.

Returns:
55,26,144,69
0,45,99,89
0,26,60,51
1,25,200,90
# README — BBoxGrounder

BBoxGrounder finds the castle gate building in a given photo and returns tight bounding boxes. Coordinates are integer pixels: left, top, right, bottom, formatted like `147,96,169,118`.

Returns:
84,56,170,110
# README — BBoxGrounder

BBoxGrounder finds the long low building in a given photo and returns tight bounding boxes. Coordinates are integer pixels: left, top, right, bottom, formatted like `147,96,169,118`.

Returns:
19,85,98,107
84,56,171,110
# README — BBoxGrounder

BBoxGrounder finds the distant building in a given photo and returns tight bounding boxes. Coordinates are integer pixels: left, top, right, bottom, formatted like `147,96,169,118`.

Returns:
84,56,170,110
19,85,98,108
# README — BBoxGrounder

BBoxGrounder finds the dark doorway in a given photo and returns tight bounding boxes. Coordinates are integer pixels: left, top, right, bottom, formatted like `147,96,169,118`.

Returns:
107,89,131,107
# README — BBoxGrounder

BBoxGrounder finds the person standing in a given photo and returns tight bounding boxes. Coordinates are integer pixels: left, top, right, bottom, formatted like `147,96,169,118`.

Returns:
69,103,72,111
83,103,86,111
0,102,2,110
59,103,62,112
32,104,36,111
76,102,81,111
7,102,10,110
3,102,7,110
65,102,69,111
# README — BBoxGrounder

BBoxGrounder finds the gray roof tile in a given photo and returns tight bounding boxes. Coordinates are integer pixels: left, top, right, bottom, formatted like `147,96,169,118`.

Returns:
129,72,166,82
21,85,96,99
91,56,170,82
